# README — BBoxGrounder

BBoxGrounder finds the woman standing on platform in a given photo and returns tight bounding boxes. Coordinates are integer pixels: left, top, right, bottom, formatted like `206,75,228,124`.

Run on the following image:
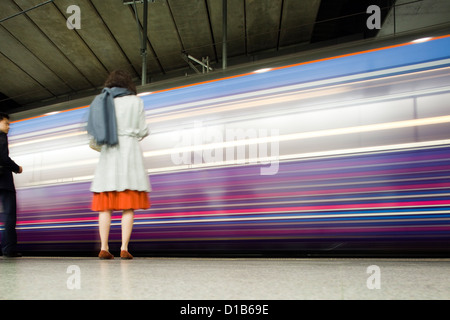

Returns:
87,70,151,260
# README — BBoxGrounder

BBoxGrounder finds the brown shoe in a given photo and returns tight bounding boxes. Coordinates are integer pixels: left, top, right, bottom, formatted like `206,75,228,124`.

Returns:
120,250,133,260
98,250,114,259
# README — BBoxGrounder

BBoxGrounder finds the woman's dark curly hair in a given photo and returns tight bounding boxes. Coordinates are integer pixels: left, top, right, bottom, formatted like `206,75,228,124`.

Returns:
104,70,137,95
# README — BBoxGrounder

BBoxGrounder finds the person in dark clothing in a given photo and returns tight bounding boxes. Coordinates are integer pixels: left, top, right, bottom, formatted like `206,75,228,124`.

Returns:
0,112,23,257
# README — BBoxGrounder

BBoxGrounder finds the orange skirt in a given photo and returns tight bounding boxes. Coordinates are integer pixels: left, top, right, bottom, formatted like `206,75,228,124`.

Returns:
92,190,150,211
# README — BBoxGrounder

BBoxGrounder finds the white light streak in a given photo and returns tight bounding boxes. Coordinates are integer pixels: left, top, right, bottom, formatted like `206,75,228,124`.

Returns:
411,37,433,43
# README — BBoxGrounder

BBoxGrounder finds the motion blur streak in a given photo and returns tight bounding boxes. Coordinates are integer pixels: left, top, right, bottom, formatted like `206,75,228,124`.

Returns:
5,35,450,256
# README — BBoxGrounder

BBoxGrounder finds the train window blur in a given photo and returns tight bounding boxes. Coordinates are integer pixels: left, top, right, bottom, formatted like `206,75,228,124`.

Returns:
8,35,450,255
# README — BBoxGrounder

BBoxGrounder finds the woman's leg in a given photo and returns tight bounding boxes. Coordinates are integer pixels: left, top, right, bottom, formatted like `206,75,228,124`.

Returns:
98,210,112,251
121,209,134,252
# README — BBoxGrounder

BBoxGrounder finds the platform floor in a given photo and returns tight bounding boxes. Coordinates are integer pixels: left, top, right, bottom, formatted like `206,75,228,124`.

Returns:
1,256,449,300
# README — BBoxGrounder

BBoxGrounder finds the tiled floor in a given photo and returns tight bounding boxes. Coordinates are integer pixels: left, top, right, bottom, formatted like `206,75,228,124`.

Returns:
1,256,449,300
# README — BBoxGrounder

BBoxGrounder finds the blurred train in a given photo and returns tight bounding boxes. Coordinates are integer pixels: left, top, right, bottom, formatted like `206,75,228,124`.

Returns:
5,34,450,257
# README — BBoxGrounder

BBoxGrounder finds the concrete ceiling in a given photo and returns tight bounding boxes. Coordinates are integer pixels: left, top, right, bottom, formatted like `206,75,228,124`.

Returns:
0,0,396,113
